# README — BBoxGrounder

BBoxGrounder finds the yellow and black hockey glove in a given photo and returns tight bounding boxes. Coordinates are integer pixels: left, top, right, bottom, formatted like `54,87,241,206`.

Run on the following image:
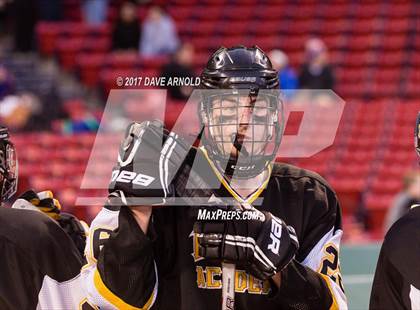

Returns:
194,207,299,281
12,189,88,257
12,189,61,219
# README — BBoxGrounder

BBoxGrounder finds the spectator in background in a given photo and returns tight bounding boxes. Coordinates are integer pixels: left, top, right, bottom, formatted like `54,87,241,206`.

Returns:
12,0,37,52
54,99,99,134
299,38,335,89
140,6,179,57
0,65,14,99
269,49,298,96
0,92,42,131
112,1,140,51
38,0,63,21
384,171,420,233
160,42,195,100
82,0,109,25
0,0,13,34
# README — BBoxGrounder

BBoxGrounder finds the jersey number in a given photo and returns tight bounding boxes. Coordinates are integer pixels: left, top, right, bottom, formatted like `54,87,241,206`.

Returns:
92,228,113,260
320,245,344,292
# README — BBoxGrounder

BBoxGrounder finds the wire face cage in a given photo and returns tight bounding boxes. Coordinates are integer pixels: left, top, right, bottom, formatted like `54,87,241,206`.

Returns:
200,89,284,178
0,140,18,201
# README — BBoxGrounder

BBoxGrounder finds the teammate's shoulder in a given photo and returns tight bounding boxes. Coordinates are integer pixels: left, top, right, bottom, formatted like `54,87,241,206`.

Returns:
0,208,82,269
385,205,420,247
0,207,60,236
381,205,420,280
271,161,334,192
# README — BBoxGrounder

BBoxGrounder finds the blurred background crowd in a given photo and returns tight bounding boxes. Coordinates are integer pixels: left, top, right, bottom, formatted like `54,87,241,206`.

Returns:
0,0,418,245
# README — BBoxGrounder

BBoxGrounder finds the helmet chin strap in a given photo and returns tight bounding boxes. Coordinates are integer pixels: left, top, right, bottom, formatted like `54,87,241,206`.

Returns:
222,133,255,181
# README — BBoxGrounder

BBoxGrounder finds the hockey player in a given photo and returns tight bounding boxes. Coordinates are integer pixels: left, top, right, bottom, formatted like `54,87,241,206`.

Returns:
370,112,420,310
82,46,347,309
0,126,85,309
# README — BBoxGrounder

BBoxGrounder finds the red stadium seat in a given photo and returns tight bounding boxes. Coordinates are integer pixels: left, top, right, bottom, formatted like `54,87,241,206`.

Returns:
189,21,218,36
317,3,352,19
168,6,194,22
381,34,407,50
105,51,141,69
350,18,382,34
383,3,410,17
36,22,62,56
352,3,382,19
348,34,380,51
254,5,288,20
219,21,249,36
385,18,410,33
139,56,169,69
192,5,223,21
223,6,254,20
253,21,284,35
76,53,107,87
319,19,350,35
365,193,394,232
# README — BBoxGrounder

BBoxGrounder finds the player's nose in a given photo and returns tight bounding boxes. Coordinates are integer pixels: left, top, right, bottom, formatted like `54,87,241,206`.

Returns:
237,106,254,130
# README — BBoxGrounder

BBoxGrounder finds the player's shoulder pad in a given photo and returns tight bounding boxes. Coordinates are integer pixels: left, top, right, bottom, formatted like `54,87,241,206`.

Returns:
272,162,333,190
385,206,420,249
381,206,420,278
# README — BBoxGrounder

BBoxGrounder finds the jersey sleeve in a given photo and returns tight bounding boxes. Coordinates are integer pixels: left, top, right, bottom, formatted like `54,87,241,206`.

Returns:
82,205,158,309
82,122,187,309
271,178,347,310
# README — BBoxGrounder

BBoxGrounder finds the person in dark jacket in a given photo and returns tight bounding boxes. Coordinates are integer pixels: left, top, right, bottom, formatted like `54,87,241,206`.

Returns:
299,38,335,90
112,1,141,51
160,42,196,100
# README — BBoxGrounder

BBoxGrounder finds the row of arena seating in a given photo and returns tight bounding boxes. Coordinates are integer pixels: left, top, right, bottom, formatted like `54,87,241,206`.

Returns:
12,100,419,237
36,1,420,99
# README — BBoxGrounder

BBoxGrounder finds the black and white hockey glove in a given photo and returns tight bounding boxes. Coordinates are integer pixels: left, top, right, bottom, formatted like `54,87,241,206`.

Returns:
194,208,299,281
109,120,191,206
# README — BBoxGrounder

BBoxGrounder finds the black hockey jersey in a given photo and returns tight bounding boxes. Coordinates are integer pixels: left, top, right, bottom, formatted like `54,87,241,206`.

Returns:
82,147,347,309
0,207,84,309
370,205,420,310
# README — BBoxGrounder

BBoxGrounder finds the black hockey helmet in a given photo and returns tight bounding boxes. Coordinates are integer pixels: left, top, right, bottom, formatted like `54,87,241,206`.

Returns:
0,126,18,202
199,46,282,179
415,112,420,158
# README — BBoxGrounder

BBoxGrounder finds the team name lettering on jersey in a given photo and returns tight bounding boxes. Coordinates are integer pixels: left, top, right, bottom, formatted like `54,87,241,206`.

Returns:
195,266,271,295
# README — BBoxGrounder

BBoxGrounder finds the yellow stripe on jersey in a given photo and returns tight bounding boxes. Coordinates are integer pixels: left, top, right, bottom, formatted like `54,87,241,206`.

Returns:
320,274,339,310
93,268,155,310
79,297,99,310
199,147,271,205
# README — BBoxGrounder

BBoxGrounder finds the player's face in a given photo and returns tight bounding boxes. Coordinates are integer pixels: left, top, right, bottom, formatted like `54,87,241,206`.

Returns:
208,93,274,157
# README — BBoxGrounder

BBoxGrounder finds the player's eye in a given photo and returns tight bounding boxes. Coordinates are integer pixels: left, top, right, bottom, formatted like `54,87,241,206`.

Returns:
252,115,267,123
218,114,236,124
